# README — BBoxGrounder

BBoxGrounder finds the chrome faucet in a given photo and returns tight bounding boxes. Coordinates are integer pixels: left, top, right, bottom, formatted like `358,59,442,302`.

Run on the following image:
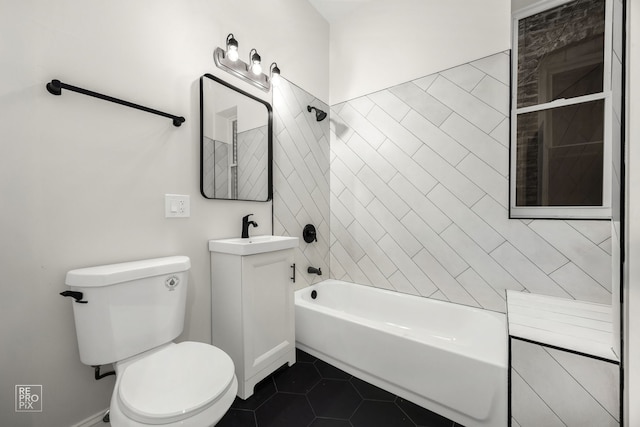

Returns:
241,214,258,238
307,266,322,275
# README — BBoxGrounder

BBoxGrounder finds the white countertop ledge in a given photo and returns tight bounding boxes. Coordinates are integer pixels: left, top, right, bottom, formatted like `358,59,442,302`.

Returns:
506,290,619,363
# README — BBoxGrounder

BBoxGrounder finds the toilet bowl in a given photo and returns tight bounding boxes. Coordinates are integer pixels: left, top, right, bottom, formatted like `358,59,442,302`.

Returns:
62,256,237,426
109,342,237,426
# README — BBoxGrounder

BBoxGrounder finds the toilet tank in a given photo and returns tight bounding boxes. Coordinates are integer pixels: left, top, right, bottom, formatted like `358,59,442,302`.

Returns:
64,256,191,366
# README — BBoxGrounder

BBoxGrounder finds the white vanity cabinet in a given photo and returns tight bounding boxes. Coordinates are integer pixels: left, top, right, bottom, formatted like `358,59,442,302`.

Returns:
209,236,298,399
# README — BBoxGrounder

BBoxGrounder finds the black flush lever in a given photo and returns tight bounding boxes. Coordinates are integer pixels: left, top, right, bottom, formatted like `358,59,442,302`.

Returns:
60,290,88,304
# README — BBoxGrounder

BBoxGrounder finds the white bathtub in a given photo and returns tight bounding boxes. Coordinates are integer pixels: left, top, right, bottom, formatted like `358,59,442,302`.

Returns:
295,279,508,427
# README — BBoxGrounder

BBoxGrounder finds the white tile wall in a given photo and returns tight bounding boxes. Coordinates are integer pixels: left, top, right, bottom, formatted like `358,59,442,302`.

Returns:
511,369,566,427
401,110,466,165
511,339,619,426
272,50,614,315
237,126,268,201
273,79,330,289
202,137,215,197
329,51,612,312
390,82,452,127
427,76,504,134
440,113,508,175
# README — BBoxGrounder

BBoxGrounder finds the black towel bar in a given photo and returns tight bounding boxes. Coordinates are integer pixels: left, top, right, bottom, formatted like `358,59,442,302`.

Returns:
46,79,186,127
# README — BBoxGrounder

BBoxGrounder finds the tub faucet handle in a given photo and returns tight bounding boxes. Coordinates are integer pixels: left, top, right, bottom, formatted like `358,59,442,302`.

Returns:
303,224,317,243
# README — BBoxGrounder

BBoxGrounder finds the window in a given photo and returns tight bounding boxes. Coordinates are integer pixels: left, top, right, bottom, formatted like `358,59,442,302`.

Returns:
510,0,612,218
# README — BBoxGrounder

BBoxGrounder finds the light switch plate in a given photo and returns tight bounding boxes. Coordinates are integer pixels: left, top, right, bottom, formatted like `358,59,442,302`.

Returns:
165,194,190,218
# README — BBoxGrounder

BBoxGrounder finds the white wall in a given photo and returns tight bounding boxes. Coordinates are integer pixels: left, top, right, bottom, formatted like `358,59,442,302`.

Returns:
511,0,545,12
329,0,511,104
625,0,639,424
0,1,328,426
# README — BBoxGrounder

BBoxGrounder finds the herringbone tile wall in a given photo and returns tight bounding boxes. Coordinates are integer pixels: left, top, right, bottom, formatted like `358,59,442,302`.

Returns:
273,79,331,289
237,126,268,201
329,51,613,313
202,137,216,197
511,339,619,426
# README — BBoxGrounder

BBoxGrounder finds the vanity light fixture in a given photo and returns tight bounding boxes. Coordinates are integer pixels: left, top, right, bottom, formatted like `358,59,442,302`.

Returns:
214,34,279,92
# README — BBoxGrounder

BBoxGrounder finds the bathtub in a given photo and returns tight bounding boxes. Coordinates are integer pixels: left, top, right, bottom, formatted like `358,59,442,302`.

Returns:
295,279,508,427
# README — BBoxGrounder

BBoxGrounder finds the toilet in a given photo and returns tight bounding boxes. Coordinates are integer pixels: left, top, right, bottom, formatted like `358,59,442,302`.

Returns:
63,256,237,426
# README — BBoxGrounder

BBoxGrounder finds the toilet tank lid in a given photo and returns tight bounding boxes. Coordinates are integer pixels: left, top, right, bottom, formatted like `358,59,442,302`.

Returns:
65,256,190,288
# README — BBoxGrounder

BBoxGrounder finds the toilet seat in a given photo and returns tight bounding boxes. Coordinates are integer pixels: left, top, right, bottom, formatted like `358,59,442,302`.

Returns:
117,342,235,425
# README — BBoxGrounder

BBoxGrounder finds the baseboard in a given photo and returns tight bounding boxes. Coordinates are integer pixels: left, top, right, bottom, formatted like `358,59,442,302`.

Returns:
71,408,109,427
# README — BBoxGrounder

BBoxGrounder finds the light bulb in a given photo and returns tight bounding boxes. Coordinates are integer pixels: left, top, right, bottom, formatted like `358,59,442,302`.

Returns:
227,46,238,62
251,62,262,75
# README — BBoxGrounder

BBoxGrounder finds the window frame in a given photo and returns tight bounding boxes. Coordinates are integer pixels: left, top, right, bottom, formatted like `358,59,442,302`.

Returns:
510,0,613,219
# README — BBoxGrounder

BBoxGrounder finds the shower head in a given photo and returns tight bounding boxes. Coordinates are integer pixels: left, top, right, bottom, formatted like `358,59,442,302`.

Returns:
307,105,327,122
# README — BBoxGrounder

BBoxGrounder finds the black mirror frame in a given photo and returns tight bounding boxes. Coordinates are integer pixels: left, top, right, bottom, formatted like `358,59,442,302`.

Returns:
199,73,273,202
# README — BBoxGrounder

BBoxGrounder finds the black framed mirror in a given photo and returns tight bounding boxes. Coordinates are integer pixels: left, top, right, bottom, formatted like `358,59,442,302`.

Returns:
200,74,272,201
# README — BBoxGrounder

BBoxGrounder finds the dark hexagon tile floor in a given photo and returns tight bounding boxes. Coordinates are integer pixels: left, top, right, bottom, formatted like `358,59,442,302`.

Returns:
307,379,361,418
217,348,464,427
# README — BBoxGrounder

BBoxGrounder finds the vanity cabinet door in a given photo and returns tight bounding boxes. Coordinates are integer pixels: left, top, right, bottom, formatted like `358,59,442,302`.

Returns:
241,249,295,380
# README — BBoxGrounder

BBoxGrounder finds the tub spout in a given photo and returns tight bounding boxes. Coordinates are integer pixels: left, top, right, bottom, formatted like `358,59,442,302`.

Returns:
307,266,322,275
